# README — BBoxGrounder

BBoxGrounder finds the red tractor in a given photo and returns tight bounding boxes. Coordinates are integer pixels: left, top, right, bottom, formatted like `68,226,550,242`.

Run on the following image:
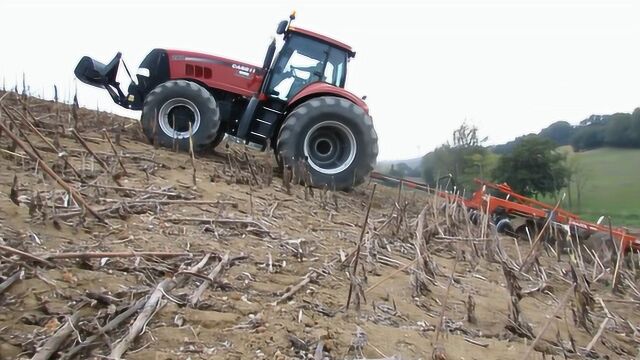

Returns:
74,13,378,190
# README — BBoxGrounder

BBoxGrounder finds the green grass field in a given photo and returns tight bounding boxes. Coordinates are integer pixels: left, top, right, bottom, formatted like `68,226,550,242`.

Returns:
550,146,640,227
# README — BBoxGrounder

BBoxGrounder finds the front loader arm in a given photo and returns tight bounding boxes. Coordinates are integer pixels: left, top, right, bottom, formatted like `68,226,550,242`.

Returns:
74,52,130,108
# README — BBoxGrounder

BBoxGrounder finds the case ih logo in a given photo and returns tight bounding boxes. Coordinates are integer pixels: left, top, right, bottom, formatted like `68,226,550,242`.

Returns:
232,64,256,73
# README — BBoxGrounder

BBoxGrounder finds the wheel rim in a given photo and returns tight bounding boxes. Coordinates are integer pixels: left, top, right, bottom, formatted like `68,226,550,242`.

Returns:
158,98,200,139
303,120,357,175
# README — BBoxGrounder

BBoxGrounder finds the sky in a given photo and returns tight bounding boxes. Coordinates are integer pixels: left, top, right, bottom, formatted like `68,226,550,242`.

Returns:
1,0,639,161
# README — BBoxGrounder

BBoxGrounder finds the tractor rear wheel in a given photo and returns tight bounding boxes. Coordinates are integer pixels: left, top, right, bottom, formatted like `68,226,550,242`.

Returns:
277,96,378,190
141,80,220,152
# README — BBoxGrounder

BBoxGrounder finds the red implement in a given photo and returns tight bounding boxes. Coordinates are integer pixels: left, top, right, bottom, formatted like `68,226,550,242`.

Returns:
369,171,639,251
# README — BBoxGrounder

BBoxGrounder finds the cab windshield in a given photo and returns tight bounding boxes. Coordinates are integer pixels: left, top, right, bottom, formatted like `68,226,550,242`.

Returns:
267,34,348,100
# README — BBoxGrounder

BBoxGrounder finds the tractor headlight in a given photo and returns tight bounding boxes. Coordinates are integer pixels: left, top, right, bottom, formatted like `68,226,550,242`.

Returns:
137,68,150,77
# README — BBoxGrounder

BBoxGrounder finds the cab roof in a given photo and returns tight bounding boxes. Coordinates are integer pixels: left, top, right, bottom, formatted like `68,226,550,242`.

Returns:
287,26,356,57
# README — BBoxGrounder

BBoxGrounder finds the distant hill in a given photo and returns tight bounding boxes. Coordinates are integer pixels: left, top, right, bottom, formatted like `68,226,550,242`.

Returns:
491,111,640,154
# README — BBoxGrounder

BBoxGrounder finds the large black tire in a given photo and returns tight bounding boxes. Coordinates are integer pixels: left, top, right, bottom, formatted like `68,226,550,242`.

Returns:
515,220,538,241
141,80,220,152
276,96,378,191
495,217,515,236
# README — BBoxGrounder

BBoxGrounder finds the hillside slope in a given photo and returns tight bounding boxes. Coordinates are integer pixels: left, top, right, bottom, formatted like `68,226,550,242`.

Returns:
0,90,638,359
558,146,640,226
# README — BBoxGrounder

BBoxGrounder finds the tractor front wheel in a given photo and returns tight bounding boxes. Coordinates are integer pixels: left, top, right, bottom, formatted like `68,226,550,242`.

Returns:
276,96,378,191
141,80,220,152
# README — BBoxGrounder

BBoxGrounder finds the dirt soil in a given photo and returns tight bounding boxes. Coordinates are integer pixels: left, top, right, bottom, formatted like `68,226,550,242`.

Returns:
0,90,639,360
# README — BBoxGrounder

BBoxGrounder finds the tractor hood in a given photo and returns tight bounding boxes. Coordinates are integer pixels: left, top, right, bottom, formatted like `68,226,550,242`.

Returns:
165,49,263,73
165,49,266,97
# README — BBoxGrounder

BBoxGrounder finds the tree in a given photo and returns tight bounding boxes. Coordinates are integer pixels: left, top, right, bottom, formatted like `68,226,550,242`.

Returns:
580,114,607,126
566,156,589,211
539,121,574,146
570,126,605,151
389,162,413,178
422,122,490,191
492,135,570,197
421,144,456,185
452,121,487,148
632,108,640,143
570,111,640,150
604,113,635,147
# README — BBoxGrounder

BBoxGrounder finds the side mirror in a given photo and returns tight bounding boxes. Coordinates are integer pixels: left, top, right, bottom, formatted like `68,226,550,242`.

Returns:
276,20,288,35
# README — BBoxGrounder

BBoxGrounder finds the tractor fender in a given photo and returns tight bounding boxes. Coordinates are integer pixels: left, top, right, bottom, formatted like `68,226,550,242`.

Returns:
286,82,369,115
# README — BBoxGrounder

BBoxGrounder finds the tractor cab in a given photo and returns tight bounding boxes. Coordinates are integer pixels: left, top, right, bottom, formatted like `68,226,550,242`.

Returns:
264,23,354,101
235,14,357,143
